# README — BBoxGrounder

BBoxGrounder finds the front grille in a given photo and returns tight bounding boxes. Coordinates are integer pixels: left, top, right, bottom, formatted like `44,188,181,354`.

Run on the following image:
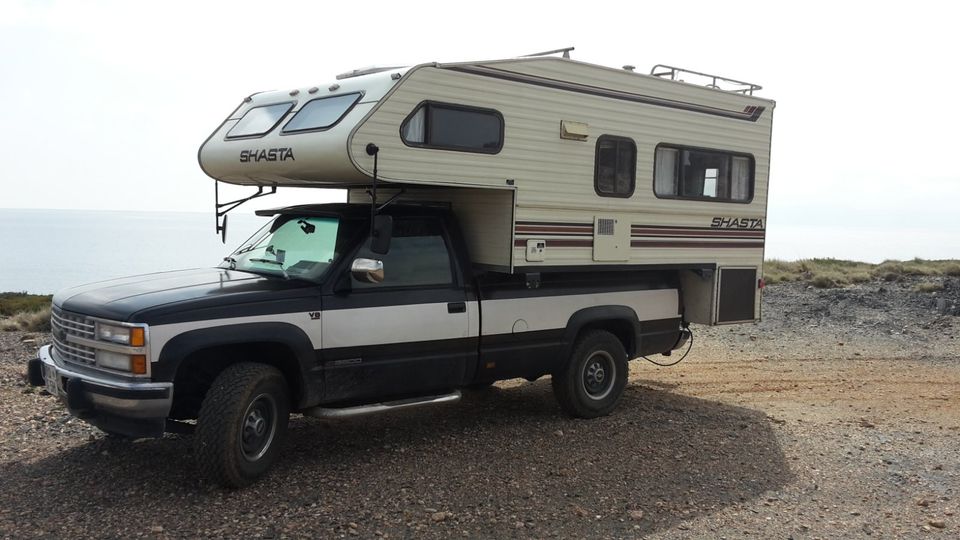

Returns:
51,306,97,367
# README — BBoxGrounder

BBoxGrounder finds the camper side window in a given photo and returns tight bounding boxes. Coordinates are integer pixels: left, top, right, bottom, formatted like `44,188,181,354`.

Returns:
594,135,636,198
654,145,754,203
282,93,362,133
226,102,295,139
400,102,503,154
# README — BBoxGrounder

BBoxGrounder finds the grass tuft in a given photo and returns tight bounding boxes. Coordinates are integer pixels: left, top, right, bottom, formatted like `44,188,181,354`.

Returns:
0,306,51,332
913,282,944,293
0,292,53,332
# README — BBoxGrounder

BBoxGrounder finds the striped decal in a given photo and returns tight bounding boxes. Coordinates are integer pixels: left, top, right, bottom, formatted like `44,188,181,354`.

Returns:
514,221,764,249
445,65,766,122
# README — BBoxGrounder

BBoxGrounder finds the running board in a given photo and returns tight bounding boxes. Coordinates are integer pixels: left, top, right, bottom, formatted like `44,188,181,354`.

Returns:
302,390,461,419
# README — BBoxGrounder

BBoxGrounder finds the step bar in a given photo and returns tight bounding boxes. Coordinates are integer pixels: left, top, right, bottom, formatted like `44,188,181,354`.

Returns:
303,390,461,419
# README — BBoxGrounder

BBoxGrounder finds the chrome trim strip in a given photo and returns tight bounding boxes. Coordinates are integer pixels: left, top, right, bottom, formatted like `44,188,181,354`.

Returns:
303,390,461,419
66,334,147,355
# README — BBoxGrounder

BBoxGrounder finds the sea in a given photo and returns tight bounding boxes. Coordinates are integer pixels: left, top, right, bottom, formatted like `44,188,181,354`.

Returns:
1,208,957,295
0,209,270,295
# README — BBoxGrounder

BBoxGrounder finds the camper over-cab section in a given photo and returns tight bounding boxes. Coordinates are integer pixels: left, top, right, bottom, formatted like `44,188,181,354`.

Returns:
199,55,774,324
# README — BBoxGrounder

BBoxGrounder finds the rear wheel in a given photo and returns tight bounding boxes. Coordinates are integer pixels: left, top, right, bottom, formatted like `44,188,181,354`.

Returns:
552,330,628,418
195,363,290,488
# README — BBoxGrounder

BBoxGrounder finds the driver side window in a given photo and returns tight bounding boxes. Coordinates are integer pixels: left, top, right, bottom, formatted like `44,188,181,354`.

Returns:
353,218,454,289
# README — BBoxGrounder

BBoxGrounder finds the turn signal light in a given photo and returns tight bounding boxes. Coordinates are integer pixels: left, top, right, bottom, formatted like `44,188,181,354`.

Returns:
131,355,147,375
130,327,146,347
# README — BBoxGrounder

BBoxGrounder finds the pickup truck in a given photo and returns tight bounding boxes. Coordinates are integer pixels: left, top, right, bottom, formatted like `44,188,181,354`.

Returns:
27,202,688,487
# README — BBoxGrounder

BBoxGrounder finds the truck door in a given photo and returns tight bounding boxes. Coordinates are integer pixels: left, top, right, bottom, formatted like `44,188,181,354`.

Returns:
320,216,475,402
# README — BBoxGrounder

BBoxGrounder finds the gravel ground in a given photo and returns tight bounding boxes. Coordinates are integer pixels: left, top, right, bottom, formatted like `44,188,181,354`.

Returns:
0,278,957,538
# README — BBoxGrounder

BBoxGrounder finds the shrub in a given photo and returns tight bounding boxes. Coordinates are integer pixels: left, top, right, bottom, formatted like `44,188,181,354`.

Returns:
0,306,51,332
943,263,960,277
0,292,52,317
913,282,944,293
810,274,840,289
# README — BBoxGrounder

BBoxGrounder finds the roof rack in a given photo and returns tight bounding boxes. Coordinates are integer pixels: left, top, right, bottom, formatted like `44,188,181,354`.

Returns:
649,64,761,95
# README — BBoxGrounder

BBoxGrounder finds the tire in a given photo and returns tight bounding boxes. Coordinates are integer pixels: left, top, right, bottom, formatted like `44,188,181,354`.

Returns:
195,363,290,488
552,330,628,419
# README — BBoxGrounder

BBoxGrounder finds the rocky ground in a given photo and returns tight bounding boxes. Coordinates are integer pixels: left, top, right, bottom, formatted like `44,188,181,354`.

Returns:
0,277,957,539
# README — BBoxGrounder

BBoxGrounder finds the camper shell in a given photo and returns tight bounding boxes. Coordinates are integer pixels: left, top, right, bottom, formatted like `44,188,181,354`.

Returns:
200,55,774,324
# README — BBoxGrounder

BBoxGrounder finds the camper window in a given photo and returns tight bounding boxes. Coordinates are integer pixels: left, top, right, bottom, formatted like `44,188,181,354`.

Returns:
282,93,362,134
226,102,295,139
653,145,754,203
400,102,503,154
594,135,636,198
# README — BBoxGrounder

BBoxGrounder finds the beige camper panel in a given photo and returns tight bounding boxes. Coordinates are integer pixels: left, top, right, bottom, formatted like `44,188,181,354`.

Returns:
347,186,516,272
198,56,775,324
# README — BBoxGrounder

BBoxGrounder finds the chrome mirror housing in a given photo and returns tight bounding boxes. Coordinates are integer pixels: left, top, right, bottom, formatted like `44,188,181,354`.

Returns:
350,258,384,283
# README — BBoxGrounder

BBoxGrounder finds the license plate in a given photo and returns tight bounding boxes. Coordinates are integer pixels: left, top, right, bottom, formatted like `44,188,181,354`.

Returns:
43,364,62,397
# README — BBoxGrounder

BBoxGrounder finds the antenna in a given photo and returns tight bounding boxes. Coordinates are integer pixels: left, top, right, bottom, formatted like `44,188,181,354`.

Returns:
521,47,575,59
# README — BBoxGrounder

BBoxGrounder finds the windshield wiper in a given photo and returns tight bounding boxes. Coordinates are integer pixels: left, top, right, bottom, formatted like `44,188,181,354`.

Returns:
249,258,290,279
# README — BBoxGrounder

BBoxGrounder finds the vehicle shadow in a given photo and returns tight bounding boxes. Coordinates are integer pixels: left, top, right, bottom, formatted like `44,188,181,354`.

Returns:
0,380,791,538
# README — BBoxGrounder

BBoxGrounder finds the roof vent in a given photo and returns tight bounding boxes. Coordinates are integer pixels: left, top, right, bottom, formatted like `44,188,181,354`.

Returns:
622,65,635,72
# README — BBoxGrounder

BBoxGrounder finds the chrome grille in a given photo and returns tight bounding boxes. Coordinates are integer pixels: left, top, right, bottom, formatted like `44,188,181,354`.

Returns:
51,306,97,366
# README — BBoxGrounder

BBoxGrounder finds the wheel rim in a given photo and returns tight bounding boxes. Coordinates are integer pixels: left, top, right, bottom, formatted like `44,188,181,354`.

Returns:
240,393,277,462
580,351,616,400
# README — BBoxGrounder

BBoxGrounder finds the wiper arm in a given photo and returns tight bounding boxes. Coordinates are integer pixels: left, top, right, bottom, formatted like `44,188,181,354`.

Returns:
222,256,237,270
249,258,289,279
249,257,282,266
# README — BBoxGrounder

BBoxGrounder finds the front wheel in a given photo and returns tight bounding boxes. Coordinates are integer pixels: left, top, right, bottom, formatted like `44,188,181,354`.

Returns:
552,330,628,418
195,363,290,488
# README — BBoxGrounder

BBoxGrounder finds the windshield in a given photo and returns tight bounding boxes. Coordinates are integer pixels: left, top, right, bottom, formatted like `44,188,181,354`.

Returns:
221,216,342,282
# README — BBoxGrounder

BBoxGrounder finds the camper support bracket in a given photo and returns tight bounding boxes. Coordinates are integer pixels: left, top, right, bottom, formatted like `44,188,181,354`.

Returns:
366,143,380,235
214,181,277,243
368,188,405,212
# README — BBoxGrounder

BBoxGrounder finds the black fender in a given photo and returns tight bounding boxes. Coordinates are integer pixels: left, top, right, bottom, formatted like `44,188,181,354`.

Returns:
560,306,642,359
153,322,320,406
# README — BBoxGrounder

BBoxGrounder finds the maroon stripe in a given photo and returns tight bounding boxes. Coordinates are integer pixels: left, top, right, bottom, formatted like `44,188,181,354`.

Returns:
632,229,765,238
513,238,593,248
515,225,593,234
515,223,765,235
517,227,764,238
514,239,764,249
631,240,764,249
517,221,767,233
515,230,765,239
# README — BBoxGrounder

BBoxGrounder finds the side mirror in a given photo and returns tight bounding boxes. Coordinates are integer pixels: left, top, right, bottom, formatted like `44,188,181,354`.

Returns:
350,258,384,284
370,214,393,255
218,214,228,244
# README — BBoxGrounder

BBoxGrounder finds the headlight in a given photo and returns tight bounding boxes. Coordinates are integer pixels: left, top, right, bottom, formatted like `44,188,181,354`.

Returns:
97,323,145,347
95,350,148,374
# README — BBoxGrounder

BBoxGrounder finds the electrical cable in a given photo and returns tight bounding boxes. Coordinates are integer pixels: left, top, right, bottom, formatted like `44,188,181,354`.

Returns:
641,325,694,367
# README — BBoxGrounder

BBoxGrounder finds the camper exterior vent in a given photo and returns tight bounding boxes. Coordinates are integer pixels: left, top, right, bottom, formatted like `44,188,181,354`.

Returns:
597,218,615,236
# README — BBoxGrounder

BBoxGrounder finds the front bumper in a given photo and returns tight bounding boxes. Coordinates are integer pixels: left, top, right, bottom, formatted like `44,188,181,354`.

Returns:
28,344,172,438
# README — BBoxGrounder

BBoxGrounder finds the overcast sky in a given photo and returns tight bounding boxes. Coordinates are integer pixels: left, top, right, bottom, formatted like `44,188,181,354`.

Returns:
2,0,958,261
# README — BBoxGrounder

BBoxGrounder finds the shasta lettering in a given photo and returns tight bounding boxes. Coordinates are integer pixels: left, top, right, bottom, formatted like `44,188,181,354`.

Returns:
240,148,295,163
710,217,764,229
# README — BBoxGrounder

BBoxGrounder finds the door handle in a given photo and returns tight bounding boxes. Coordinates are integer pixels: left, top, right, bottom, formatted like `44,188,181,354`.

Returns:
447,302,466,314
